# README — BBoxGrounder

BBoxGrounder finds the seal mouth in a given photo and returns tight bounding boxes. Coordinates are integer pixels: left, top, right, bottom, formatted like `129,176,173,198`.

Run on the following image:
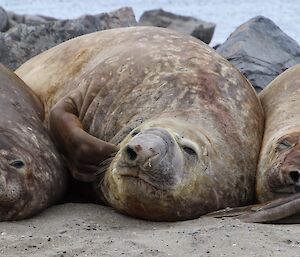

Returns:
118,154,159,171
272,185,300,196
120,174,164,191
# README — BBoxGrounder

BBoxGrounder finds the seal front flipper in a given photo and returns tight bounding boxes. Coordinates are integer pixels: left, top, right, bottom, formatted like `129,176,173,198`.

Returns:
49,95,119,182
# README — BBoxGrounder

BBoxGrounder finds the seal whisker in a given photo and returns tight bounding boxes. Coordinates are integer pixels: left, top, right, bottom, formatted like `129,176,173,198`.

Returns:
95,156,115,176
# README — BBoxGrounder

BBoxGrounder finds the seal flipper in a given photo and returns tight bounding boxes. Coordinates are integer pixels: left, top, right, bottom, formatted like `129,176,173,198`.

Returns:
206,194,300,223
238,193,300,223
49,95,119,182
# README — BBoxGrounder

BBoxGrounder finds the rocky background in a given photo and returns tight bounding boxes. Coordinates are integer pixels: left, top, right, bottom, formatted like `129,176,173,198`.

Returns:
0,6,299,91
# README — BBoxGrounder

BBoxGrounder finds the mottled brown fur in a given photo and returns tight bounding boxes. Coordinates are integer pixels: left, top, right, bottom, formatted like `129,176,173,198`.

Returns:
257,64,300,202
16,27,264,220
0,64,67,221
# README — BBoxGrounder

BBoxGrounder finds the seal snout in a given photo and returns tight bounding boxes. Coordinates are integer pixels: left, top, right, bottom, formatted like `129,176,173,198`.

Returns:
121,128,174,169
278,148,300,187
282,168,300,186
270,166,300,194
122,139,162,169
288,170,300,184
126,145,138,161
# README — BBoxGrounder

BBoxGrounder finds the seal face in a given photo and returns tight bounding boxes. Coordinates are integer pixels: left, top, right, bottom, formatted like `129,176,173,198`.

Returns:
257,64,300,203
0,64,67,221
102,119,214,220
16,27,264,221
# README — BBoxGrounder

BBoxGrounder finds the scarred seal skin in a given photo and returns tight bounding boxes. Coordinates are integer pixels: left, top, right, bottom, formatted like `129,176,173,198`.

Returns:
0,64,67,221
16,27,264,221
257,64,300,203
225,64,300,223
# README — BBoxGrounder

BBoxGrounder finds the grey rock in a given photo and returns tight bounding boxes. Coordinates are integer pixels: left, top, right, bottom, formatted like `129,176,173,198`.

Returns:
139,9,215,44
217,16,300,92
0,7,137,70
23,15,54,24
0,6,8,31
7,11,58,26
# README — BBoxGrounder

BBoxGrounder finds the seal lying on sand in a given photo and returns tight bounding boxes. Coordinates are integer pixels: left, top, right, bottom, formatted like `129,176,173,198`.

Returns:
238,64,300,223
0,64,67,221
16,27,264,221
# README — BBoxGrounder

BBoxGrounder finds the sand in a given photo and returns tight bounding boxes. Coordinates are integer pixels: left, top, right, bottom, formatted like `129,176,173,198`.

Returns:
0,203,300,257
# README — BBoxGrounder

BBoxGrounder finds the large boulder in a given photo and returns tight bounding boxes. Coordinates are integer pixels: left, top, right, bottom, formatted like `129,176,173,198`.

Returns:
216,16,300,92
0,7,137,70
139,9,215,44
7,11,58,28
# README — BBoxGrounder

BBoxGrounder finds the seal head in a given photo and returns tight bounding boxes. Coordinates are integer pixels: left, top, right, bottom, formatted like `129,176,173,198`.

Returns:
0,64,67,221
257,130,300,202
101,118,216,221
257,64,300,203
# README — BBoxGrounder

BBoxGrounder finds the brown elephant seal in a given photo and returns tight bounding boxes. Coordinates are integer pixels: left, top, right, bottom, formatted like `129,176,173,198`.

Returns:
239,64,300,223
16,26,264,221
0,64,67,221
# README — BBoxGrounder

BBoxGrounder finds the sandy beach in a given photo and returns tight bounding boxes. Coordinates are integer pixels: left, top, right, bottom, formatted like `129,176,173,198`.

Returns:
0,203,299,257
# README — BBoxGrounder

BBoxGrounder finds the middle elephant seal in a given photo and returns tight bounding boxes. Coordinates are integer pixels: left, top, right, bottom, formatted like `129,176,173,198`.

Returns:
16,27,264,221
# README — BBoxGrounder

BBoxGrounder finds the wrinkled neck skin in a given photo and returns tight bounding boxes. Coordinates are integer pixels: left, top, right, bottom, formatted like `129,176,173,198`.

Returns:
100,117,228,221
257,128,300,203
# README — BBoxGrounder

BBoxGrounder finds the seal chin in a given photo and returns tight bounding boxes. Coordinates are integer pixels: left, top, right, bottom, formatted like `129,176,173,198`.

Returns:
119,173,165,191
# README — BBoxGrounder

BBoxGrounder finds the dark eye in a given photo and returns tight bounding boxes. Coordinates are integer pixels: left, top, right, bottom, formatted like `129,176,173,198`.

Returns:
183,146,197,156
131,130,140,137
9,160,25,169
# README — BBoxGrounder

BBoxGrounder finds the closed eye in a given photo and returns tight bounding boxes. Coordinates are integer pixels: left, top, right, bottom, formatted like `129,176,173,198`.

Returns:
276,139,292,151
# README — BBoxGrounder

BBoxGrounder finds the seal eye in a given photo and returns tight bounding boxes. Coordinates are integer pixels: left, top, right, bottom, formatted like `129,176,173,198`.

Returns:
183,146,197,156
9,160,25,169
276,139,292,151
131,130,140,137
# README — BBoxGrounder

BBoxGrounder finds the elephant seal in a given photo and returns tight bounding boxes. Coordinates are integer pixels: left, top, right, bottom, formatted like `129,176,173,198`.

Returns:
16,27,264,221
241,64,300,223
0,64,67,221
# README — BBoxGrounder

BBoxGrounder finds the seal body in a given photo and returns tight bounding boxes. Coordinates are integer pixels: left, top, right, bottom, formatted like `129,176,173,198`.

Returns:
16,27,264,221
257,64,300,203
0,64,67,221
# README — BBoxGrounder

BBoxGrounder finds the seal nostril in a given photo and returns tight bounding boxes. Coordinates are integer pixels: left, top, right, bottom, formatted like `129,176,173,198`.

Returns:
289,170,300,183
126,146,137,161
